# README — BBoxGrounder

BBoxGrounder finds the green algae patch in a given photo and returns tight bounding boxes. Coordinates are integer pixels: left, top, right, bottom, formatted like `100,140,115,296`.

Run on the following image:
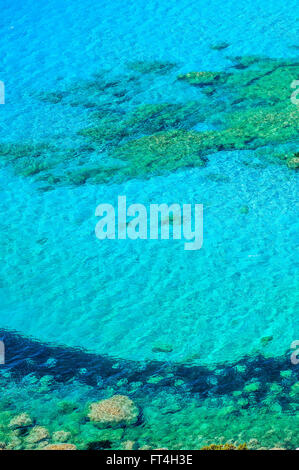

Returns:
83,102,206,142
0,142,53,163
64,165,124,186
147,376,164,384
177,71,229,86
3,54,299,190
179,57,299,157
78,118,128,145
223,105,299,149
111,130,207,178
243,382,261,393
280,370,293,379
290,382,299,397
123,102,205,134
235,66,299,104
261,336,273,347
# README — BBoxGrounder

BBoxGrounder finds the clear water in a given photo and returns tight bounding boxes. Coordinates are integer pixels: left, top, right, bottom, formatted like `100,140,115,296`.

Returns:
0,0,298,450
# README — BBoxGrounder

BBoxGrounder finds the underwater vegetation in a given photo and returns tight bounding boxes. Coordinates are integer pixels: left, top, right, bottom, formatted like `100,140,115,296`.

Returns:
0,57,298,451
0,330,298,450
0,56,298,190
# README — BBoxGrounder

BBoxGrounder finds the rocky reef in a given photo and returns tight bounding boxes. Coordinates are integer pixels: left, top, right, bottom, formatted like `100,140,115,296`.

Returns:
0,329,298,450
177,71,230,86
0,56,298,190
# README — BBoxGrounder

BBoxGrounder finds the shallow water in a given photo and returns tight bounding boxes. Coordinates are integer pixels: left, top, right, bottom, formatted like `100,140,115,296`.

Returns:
0,0,298,450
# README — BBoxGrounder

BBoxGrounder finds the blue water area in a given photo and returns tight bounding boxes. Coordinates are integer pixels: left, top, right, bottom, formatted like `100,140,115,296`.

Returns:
0,0,298,450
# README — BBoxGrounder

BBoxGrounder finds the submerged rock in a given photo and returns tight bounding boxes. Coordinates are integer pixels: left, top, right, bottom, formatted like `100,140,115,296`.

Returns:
152,343,173,353
6,436,22,450
52,430,71,442
260,335,273,346
25,426,49,444
88,395,139,426
122,440,135,450
239,205,249,214
209,42,230,51
287,155,299,169
43,443,77,450
8,413,32,429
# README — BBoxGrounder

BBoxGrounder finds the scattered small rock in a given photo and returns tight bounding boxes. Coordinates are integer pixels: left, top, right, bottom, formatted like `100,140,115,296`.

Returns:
210,42,230,51
287,156,299,169
239,205,249,214
152,343,173,353
260,335,273,346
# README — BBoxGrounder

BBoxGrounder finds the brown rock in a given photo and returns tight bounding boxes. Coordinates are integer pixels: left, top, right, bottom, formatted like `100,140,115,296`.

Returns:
287,156,299,169
88,395,139,426
52,431,71,442
25,426,49,444
122,440,135,450
43,444,77,450
8,413,32,429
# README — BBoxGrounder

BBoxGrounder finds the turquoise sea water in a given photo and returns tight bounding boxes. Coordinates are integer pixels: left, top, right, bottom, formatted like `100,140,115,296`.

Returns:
0,0,298,450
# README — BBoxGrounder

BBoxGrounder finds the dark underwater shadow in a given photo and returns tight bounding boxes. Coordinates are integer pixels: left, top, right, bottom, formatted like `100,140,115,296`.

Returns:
0,328,297,408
